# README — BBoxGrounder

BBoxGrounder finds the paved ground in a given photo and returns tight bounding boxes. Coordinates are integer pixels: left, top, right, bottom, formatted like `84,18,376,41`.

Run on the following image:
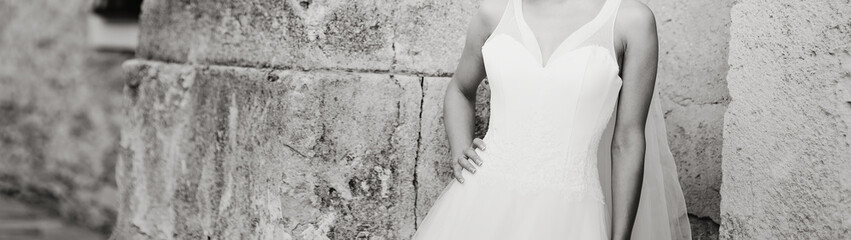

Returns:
0,197,106,240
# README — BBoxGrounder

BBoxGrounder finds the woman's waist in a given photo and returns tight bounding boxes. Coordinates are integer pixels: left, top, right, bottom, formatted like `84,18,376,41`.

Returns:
479,133,597,161
473,140,602,185
471,147,605,201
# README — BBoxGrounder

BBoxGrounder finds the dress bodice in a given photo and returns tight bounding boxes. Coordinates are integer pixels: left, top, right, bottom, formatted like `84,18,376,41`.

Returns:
477,0,623,201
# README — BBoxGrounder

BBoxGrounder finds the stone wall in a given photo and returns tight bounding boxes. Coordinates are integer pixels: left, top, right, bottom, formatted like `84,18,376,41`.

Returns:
116,61,424,239
0,0,129,233
643,0,732,237
721,0,851,239
115,0,729,239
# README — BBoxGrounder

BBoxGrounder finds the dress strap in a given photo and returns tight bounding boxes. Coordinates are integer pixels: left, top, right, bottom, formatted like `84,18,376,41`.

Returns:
512,0,543,63
555,0,621,55
483,0,515,46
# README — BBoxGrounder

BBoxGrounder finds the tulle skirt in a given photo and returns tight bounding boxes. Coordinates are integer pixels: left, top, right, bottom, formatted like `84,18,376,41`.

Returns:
412,92,692,240
412,149,608,240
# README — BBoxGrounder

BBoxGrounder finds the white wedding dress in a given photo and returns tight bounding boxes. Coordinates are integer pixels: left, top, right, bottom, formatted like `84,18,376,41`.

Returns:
412,0,692,239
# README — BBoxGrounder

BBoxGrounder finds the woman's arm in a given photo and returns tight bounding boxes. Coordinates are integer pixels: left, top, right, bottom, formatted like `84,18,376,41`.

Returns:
445,0,504,183
611,1,659,239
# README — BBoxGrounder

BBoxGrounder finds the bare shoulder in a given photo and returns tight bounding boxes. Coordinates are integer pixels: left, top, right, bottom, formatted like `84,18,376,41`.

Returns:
470,0,510,36
477,0,509,23
615,0,657,39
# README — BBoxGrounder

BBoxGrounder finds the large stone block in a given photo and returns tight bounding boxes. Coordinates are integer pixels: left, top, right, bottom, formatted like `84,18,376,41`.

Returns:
415,77,490,224
642,0,734,226
393,1,479,75
643,0,733,105
136,0,480,75
721,0,851,238
115,60,422,239
138,0,397,71
0,0,127,233
663,103,725,221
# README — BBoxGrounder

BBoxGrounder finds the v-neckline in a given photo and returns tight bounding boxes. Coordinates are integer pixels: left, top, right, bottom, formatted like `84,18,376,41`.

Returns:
516,0,611,68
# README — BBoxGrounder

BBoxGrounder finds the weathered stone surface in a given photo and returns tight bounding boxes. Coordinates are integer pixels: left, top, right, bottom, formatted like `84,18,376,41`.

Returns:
663,104,725,221
393,1,479,75
642,0,733,225
642,0,733,105
114,60,422,239
690,216,720,240
415,77,490,224
0,0,128,233
137,0,482,75
721,0,851,239
138,0,397,71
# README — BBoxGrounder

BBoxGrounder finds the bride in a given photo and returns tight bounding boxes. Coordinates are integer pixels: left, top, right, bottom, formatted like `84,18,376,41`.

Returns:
412,0,691,239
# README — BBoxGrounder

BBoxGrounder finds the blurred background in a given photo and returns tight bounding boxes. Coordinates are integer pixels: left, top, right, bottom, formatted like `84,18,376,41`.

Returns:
1,0,141,239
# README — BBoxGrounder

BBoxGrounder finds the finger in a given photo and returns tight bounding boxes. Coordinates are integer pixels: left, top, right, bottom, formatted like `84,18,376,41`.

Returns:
472,138,487,150
452,164,465,183
465,148,484,166
457,155,477,174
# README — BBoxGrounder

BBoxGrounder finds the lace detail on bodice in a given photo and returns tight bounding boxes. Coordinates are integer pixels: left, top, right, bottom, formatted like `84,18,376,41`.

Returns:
474,126,606,204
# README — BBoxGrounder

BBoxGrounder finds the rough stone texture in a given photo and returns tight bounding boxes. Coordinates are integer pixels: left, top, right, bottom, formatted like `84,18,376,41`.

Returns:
114,60,421,240
415,77,490,225
689,215,720,240
642,0,732,228
721,0,851,239
0,0,129,233
136,0,478,75
138,0,396,72
392,1,479,75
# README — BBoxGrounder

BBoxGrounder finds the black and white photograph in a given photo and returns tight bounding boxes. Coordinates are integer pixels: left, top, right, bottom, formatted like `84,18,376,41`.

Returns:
0,0,849,239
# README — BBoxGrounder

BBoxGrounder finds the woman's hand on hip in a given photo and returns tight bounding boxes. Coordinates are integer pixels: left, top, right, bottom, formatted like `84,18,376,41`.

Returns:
452,138,487,183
